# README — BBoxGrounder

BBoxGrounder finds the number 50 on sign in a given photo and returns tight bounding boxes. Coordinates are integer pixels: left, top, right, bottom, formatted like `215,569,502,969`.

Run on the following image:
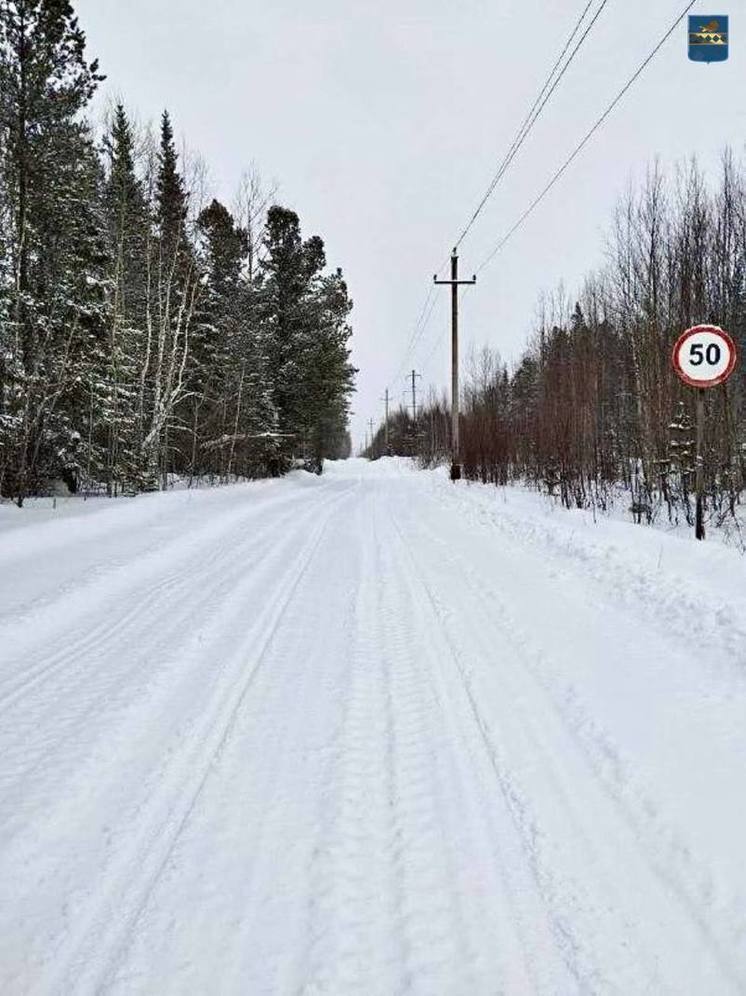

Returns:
671,324,738,541
672,325,737,388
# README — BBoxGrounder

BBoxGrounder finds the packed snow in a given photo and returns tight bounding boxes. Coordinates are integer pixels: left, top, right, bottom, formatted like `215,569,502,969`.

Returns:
1,458,745,994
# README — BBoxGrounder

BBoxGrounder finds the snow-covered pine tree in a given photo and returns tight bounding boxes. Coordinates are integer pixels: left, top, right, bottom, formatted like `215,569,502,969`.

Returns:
141,110,200,489
156,111,188,262
0,0,106,503
194,198,277,480
193,198,247,479
256,205,354,472
43,124,113,495
255,205,313,468
0,155,18,494
103,102,150,493
301,265,356,469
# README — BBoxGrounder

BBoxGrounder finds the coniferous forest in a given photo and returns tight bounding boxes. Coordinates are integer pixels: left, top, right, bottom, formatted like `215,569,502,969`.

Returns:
369,156,746,532
0,1,356,505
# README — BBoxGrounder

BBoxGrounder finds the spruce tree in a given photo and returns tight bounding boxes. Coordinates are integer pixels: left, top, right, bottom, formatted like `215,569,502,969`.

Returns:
156,110,188,257
0,0,105,501
256,206,354,472
52,128,113,492
103,103,150,492
194,199,277,479
302,266,356,469
191,199,246,476
257,206,323,465
143,109,197,488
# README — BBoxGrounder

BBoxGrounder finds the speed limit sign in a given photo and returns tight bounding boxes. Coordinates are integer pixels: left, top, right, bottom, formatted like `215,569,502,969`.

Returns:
671,324,738,541
672,325,738,388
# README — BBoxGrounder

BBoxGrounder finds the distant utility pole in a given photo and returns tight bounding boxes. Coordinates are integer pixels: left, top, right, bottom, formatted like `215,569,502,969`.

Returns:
409,369,422,457
434,248,476,481
368,417,375,451
410,370,421,424
381,389,390,453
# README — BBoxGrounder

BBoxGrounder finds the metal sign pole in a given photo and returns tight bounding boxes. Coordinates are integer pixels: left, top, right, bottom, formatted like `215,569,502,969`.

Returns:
695,387,705,541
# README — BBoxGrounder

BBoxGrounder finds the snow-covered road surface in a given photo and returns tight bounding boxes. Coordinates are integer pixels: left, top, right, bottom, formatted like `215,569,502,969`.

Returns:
2,459,746,995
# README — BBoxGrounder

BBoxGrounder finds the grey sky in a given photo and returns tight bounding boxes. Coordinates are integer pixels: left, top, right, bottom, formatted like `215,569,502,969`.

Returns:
76,0,743,447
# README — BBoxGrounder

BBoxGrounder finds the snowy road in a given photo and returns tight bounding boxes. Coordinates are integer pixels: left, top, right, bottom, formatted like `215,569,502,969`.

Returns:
2,459,746,995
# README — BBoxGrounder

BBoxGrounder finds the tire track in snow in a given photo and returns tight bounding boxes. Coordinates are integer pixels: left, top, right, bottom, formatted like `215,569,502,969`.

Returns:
411,498,746,987
0,479,286,568
301,487,479,995
5,482,356,996
103,477,365,995
389,508,664,991
385,496,579,994
301,479,567,994
300,486,412,994
0,484,326,712
391,490,746,993
0,484,352,837
0,487,333,727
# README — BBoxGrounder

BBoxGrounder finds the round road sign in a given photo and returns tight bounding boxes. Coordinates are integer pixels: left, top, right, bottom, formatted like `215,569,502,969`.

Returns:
672,325,738,388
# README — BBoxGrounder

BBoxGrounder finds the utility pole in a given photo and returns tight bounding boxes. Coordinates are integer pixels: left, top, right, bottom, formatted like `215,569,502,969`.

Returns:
381,389,390,454
434,248,476,481
410,370,421,421
409,370,422,456
368,417,375,453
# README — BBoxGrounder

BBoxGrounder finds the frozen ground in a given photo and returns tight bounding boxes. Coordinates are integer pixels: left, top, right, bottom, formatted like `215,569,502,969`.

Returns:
1,458,745,994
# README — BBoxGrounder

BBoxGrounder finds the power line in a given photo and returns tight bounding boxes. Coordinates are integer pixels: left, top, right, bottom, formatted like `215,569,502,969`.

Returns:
385,4,604,394
384,3,610,399
414,272,479,384
419,284,477,380
387,283,441,392
453,0,609,251
401,286,437,362
389,3,607,394
382,0,689,404
405,262,480,382
476,0,698,275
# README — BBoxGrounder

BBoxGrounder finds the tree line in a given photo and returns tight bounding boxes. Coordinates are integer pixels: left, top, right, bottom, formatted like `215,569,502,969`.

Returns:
369,153,745,531
0,0,355,505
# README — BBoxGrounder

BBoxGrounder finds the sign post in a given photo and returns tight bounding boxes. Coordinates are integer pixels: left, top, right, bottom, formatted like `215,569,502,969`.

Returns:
695,387,705,540
671,324,738,540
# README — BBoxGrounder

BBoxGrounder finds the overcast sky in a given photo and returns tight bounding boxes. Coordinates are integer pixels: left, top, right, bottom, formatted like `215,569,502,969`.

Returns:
76,0,743,447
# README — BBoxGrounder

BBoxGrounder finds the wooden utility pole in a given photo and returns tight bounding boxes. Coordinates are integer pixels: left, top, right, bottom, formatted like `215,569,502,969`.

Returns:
381,389,390,453
409,370,421,456
435,249,476,481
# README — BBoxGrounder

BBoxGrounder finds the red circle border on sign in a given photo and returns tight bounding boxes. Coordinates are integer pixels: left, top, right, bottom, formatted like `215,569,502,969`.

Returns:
672,325,739,388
